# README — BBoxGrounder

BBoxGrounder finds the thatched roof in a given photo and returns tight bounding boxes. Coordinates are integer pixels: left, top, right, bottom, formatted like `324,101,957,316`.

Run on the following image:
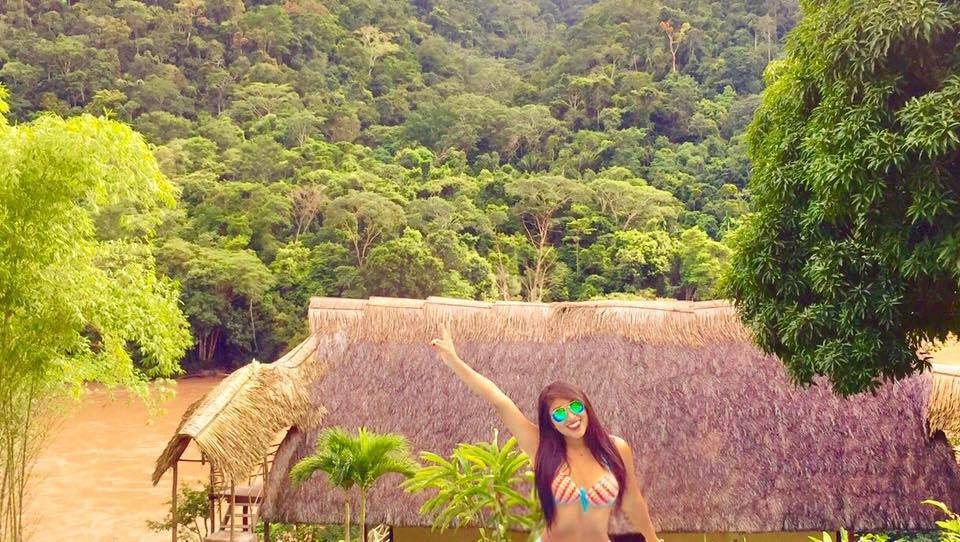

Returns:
153,334,337,485
927,363,960,437
259,296,960,534
306,295,743,345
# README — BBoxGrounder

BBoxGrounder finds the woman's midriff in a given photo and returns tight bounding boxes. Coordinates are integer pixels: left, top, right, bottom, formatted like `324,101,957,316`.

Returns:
539,506,613,542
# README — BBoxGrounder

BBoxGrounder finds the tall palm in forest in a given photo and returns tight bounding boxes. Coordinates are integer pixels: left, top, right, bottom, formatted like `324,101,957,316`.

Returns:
290,426,418,542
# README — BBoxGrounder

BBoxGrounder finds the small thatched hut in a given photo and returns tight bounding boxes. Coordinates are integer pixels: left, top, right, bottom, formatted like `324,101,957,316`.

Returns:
152,333,336,541
155,295,960,542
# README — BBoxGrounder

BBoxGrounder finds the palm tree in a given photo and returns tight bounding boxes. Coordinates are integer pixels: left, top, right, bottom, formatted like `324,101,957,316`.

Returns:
290,426,419,542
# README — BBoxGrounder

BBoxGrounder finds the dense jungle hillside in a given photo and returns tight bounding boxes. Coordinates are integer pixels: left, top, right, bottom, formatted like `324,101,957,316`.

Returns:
0,0,798,369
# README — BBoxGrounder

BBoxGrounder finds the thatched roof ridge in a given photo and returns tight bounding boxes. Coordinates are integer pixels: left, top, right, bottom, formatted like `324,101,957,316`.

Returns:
152,334,337,485
262,297,960,533
307,295,749,344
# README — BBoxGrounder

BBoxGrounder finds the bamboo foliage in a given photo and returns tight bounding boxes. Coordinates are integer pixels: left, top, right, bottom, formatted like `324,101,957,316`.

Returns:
0,373,67,542
0,88,192,542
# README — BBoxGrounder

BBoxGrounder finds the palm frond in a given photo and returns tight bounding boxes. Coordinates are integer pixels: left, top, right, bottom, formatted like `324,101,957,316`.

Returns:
290,455,328,487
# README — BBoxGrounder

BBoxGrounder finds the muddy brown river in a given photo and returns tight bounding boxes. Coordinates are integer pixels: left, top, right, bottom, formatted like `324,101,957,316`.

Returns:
22,375,225,542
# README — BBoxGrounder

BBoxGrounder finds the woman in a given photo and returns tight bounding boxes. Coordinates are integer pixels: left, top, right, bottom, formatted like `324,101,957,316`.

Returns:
430,323,662,542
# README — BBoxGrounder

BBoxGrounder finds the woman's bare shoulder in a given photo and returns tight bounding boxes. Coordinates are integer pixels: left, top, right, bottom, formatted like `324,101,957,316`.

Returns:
610,434,630,453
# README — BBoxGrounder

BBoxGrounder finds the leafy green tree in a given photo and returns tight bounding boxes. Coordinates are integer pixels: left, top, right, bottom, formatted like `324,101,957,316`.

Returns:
128,68,194,117
488,233,528,301
223,135,296,183
179,177,291,255
325,190,406,267
493,105,563,162
674,227,730,300
0,86,191,541
154,137,223,177
611,230,676,294
660,20,692,73
197,113,244,151
134,111,194,144
0,62,41,114
84,89,130,120
157,239,273,366
507,175,592,301
291,427,418,542
724,0,960,396
561,208,600,277
651,74,702,141
425,230,496,299
401,430,543,542
361,228,446,298
355,26,401,78
553,130,615,174
236,5,295,60
227,83,303,127
589,174,681,231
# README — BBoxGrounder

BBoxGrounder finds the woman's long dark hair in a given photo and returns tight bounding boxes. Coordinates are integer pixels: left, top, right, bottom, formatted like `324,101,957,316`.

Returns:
533,381,626,528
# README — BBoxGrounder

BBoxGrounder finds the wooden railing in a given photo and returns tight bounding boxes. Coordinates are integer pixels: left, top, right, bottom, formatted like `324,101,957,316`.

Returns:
176,440,283,542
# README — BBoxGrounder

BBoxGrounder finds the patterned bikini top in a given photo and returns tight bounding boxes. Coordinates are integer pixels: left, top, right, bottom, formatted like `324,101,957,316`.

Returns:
551,456,619,512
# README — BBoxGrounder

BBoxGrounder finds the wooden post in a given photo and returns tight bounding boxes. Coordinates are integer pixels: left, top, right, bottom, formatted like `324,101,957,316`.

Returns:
260,453,269,541
209,460,216,534
230,479,236,542
171,461,178,542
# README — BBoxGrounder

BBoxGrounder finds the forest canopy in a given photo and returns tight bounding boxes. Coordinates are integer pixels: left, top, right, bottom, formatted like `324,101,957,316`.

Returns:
0,0,797,370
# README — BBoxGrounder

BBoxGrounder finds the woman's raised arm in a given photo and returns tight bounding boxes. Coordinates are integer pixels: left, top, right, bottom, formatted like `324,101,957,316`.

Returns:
430,322,539,458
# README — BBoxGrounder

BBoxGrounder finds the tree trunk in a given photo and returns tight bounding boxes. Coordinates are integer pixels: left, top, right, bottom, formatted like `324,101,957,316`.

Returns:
248,298,257,353
668,35,678,73
574,240,581,275
344,499,351,542
359,489,367,542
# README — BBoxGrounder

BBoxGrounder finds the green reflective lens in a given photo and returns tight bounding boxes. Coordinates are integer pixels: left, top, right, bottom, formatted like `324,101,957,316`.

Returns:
569,400,585,414
551,407,567,423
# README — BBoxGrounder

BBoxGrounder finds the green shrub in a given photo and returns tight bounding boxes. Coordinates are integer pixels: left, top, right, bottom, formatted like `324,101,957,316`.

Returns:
256,522,356,542
401,428,543,542
147,481,213,542
811,500,960,542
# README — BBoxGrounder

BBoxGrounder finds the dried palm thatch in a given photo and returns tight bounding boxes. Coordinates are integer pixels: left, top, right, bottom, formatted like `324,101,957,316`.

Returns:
261,296,960,534
152,333,340,485
307,296,748,345
927,364,960,438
